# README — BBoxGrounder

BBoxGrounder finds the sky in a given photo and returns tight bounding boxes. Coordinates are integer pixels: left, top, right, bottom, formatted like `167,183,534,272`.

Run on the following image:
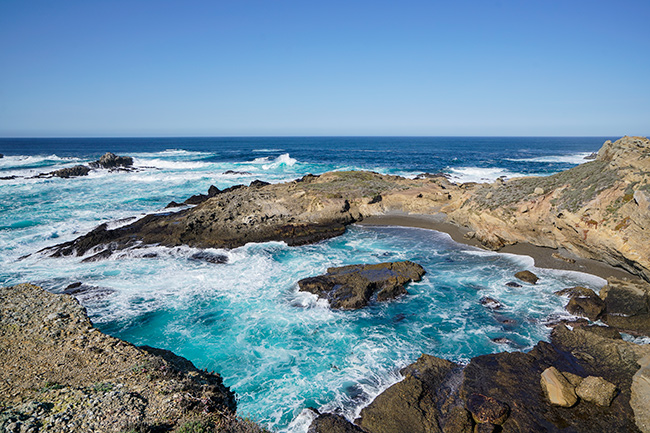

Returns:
0,0,649,137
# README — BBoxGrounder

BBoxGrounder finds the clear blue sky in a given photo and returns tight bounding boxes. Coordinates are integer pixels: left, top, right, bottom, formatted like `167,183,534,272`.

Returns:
1,0,648,137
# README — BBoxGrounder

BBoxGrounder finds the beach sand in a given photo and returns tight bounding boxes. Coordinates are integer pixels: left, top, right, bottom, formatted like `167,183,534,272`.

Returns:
357,213,637,281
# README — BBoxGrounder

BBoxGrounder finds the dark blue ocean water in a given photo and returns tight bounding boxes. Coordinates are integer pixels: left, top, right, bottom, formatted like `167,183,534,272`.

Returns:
0,136,612,432
0,136,610,179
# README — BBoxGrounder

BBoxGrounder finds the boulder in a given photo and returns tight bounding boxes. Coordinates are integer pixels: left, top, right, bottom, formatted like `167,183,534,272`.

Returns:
540,367,578,407
559,287,606,321
298,261,426,310
505,281,522,288
631,354,650,433
600,278,650,336
89,152,133,169
575,376,617,407
515,270,538,284
189,251,228,264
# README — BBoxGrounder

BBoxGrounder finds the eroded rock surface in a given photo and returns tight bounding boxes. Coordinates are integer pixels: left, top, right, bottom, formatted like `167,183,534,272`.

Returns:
601,278,650,335
312,324,650,433
298,261,426,309
0,284,261,433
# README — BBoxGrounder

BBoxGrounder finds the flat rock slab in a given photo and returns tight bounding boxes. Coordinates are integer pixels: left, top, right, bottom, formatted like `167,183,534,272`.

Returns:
298,261,425,309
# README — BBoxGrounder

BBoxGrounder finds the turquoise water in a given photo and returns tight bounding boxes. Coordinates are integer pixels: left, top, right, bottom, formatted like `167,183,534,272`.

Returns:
0,138,609,431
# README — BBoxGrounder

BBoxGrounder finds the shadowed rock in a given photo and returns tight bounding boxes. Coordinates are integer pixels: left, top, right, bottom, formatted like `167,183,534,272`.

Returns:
555,286,605,321
601,278,650,336
298,261,425,309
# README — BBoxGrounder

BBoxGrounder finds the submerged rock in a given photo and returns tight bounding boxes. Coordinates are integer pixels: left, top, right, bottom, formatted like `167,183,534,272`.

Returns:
89,152,133,169
514,270,538,284
190,251,228,264
298,261,426,309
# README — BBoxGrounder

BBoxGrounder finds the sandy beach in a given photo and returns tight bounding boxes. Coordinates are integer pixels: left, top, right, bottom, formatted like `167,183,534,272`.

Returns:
357,212,638,281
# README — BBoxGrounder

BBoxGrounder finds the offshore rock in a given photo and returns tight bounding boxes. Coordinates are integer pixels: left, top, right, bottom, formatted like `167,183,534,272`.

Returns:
49,165,91,178
515,270,538,284
89,152,133,169
0,283,247,432
600,278,650,335
298,261,426,309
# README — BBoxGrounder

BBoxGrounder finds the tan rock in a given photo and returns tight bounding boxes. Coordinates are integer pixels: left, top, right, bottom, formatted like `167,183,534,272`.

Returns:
575,376,617,406
632,354,650,433
541,366,578,407
534,187,545,195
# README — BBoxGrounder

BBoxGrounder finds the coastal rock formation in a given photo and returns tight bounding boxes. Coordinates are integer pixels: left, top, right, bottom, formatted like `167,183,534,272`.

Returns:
0,284,264,433
514,270,538,284
298,261,425,309
50,165,92,178
38,137,650,284
448,136,650,281
41,171,435,259
89,152,133,169
312,323,650,433
555,286,605,321
601,278,650,335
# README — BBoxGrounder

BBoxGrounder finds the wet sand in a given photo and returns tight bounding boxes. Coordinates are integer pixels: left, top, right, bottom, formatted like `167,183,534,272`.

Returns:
357,213,637,281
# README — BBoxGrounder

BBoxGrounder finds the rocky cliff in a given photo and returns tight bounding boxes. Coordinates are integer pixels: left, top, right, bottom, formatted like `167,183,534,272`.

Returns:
0,284,266,433
445,136,650,281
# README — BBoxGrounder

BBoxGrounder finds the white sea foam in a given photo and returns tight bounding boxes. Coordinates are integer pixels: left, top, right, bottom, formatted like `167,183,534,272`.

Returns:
448,166,530,183
253,148,284,153
262,153,298,170
505,152,594,165
132,157,209,170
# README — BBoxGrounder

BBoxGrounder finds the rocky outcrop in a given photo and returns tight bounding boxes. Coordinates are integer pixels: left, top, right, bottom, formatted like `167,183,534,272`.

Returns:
45,165,91,178
632,354,650,433
298,261,426,309
0,284,264,433
555,286,606,321
41,171,434,259
312,323,650,433
449,136,650,282
89,152,133,169
37,137,650,282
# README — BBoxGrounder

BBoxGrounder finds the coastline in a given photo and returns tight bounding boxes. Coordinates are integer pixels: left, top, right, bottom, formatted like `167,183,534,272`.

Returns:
357,212,638,282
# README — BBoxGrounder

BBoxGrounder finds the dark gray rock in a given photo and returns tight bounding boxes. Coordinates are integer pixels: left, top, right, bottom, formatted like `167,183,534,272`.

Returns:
89,152,133,169
298,261,426,309
50,165,91,178
190,251,228,264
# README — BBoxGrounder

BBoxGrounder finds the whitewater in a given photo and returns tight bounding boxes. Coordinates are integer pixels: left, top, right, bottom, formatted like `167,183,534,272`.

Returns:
0,137,612,431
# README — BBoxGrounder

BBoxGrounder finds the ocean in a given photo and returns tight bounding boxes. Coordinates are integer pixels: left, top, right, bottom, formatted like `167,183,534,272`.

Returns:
0,136,612,431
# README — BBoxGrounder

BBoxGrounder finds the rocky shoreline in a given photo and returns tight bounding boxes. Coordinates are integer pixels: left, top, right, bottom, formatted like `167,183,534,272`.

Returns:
0,284,267,433
4,136,650,432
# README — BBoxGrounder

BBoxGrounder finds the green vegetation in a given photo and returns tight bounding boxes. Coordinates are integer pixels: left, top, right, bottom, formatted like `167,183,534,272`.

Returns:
172,414,271,433
39,381,64,392
92,382,113,392
474,161,619,212
303,171,409,198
